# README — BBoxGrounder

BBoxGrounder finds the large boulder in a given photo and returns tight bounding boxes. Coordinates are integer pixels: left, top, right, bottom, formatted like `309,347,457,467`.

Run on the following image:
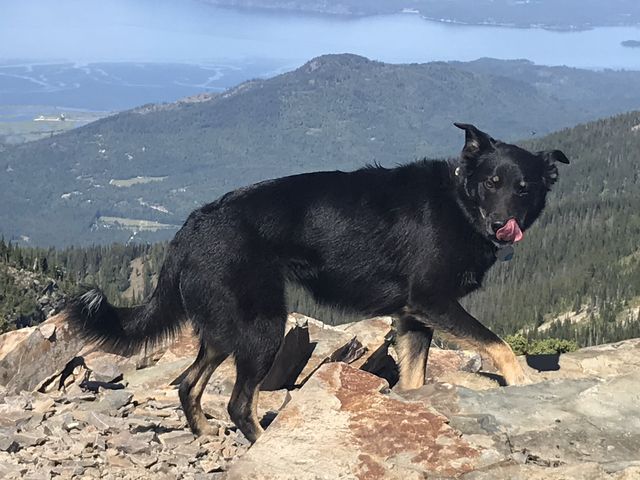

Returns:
228,362,501,479
0,314,83,394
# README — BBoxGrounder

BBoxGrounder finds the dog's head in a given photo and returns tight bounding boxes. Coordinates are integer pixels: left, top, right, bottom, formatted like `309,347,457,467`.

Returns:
453,123,569,245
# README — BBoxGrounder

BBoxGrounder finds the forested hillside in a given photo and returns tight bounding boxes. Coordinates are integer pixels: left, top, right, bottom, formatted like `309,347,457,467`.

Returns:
0,241,165,333
4,55,640,246
2,112,639,346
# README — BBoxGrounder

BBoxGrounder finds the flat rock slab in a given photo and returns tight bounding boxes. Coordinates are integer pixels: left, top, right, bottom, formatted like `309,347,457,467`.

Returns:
462,463,640,480
125,358,192,390
522,338,640,382
228,362,500,480
403,372,640,473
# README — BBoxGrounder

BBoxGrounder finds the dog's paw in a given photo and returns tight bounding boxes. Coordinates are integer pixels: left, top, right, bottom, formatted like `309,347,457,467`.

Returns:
503,364,535,386
507,373,534,386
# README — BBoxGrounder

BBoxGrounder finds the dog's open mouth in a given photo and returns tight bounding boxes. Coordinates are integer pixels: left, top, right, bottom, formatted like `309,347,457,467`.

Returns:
495,218,524,244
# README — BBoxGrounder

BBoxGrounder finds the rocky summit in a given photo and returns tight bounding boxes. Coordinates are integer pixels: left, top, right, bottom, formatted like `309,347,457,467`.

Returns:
0,313,639,479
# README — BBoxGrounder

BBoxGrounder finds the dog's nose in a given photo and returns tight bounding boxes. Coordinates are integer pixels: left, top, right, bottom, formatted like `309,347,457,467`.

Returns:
491,221,505,233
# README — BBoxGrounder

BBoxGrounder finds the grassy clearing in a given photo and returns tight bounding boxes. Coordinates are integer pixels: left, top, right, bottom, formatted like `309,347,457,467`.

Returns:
98,216,177,232
109,176,168,187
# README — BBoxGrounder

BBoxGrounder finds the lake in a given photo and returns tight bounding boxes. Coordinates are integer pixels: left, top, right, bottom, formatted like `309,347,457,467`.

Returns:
1,0,640,70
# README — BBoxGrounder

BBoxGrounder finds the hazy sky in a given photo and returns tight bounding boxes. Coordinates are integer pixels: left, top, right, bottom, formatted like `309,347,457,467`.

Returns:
2,0,640,68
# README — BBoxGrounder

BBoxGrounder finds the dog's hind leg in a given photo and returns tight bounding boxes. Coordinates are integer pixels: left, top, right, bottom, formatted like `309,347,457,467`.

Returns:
395,315,434,391
227,317,285,443
409,301,530,386
179,341,229,436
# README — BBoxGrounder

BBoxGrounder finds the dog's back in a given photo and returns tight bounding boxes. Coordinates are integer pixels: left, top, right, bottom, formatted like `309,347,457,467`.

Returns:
177,160,483,315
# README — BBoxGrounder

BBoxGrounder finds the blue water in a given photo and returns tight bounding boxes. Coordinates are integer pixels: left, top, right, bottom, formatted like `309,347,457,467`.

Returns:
1,0,640,70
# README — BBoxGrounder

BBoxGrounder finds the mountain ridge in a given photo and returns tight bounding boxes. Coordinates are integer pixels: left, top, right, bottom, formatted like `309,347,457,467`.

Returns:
3,54,640,246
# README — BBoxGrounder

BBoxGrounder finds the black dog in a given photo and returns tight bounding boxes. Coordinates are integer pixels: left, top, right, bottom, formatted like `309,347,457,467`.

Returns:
67,123,569,442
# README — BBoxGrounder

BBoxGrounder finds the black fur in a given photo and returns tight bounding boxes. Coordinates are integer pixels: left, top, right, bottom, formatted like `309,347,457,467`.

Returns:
67,123,569,441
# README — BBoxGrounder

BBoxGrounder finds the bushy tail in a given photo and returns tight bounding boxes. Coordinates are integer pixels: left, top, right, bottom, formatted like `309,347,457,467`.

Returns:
66,265,186,354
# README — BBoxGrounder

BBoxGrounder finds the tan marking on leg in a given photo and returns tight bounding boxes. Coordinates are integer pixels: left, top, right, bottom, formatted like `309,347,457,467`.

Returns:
249,383,264,438
483,340,530,385
438,331,530,386
410,302,532,387
180,345,228,435
396,334,427,391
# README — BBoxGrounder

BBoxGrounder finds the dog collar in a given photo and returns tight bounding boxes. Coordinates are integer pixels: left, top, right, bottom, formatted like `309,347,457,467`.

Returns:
496,245,514,262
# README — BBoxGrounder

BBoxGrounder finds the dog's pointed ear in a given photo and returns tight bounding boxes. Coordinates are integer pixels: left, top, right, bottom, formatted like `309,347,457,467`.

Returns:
454,123,495,170
537,149,570,186
538,149,570,165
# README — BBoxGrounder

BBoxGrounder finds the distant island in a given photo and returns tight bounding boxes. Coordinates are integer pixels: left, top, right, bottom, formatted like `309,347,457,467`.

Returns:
622,40,640,48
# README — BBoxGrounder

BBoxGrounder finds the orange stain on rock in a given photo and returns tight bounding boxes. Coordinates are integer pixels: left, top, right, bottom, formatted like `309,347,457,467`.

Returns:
320,365,480,479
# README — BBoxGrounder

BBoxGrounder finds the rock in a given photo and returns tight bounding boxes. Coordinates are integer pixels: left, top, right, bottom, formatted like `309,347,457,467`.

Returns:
106,448,135,469
288,313,354,385
430,370,499,390
82,351,132,383
73,410,126,433
261,323,314,390
0,405,35,428
38,323,56,340
156,325,201,364
228,362,500,479
31,394,55,414
360,334,399,386
200,457,224,473
125,359,192,390
0,327,36,363
0,456,23,478
107,431,156,454
11,432,47,448
130,453,159,468
0,314,83,394
427,347,483,381
157,431,195,447
2,315,640,479
462,463,640,479
0,429,46,452
62,383,97,402
519,338,640,382
404,372,640,468
0,429,19,452
337,316,394,369
83,390,133,413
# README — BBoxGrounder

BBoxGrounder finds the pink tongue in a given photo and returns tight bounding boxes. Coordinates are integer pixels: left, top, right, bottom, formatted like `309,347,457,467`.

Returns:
496,219,524,243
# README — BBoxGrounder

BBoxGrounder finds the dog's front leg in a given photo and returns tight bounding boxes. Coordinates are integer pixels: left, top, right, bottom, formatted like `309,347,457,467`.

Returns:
408,300,531,386
395,315,434,391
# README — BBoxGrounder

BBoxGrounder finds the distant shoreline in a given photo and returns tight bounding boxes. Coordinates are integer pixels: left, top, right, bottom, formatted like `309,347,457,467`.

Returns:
209,3,640,32
622,40,640,48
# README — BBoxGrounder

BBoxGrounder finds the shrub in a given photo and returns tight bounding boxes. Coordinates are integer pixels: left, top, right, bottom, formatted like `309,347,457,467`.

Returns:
505,334,578,355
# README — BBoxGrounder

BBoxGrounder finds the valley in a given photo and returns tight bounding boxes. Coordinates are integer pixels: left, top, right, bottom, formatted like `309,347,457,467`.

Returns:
4,55,640,247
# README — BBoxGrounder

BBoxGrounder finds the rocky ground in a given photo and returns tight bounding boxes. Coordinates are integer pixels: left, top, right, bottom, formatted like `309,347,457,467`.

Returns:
1,313,639,479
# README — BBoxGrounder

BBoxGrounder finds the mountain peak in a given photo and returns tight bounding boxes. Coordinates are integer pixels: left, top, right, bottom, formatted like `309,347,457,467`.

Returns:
301,53,375,73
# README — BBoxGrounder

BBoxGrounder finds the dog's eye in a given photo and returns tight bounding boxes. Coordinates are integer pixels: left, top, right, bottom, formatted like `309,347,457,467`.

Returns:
483,179,496,190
